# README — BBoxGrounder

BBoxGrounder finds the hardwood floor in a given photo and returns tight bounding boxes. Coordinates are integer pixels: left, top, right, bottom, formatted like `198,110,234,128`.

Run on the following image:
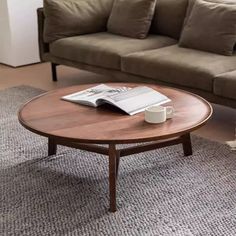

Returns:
0,62,235,143
0,62,111,90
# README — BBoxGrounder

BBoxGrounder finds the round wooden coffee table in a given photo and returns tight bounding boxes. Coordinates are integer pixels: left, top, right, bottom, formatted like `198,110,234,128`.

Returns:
18,83,212,212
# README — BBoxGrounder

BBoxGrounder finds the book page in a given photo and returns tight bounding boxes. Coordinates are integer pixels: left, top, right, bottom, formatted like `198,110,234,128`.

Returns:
61,84,114,107
62,84,170,115
104,86,171,115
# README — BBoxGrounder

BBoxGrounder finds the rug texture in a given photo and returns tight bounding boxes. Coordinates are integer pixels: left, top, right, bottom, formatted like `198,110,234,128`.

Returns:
0,86,236,236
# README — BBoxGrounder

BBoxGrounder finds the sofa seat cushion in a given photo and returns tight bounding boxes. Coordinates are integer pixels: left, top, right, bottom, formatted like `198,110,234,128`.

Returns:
121,45,236,92
214,71,236,100
50,32,177,70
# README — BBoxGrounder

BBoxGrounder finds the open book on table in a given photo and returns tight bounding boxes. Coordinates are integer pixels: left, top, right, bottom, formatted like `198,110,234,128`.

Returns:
62,84,171,115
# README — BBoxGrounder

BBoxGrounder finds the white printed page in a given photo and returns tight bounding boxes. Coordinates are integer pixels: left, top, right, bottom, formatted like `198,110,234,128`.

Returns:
61,84,114,107
105,86,171,115
61,84,170,115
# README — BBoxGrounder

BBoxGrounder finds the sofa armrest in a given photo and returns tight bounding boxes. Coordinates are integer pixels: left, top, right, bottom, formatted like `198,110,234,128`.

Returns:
37,8,49,62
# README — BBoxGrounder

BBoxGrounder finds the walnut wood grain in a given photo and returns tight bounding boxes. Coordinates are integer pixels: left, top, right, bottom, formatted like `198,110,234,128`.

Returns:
48,137,57,156
18,83,213,145
109,144,117,212
18,83,213,212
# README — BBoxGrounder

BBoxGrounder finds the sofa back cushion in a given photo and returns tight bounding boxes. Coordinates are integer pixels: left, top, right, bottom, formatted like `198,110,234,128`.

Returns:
107,0,156,39
44,0,114,43
184,0,236,25
151,0,188,39
180,0,236,56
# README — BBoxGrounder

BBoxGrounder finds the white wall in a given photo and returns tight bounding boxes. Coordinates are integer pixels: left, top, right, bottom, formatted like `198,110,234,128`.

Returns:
0,0,13,65
0,0,43,67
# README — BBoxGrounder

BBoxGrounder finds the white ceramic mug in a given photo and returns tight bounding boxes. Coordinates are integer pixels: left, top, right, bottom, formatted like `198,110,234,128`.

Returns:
145,106,174,124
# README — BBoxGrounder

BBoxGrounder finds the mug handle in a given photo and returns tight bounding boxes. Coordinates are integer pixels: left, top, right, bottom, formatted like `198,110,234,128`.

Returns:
166,106,174,119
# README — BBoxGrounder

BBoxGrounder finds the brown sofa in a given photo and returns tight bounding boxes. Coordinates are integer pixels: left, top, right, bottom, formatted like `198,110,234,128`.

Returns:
37,0,236,109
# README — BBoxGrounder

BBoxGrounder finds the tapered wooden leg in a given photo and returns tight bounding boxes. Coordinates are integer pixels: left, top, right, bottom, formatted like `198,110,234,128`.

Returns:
51,63,58,82
109,144,117,212
181,133,192,156
116,151,120,179
48,137,57,156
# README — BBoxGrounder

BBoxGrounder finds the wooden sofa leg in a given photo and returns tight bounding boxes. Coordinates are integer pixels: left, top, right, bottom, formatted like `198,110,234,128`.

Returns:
51,63,58,82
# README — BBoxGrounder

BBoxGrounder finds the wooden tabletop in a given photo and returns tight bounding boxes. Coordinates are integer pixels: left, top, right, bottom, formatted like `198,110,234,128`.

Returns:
18,83,213,144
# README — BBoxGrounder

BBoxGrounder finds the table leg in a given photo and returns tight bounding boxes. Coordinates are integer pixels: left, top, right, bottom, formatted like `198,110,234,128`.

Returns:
109,144,118,212
48,137,57,156
181,133,192,156
116,151,120,179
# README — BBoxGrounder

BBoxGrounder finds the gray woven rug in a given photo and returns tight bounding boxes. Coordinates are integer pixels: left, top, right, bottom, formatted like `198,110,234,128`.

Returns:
1,86,236,236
